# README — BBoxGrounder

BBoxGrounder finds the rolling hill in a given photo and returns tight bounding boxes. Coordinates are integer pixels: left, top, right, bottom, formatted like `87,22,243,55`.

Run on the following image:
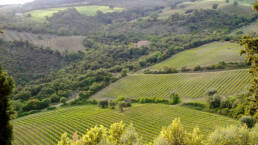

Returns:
25,5,124,22
0,30,86,53
13,104,238,145
151,42,245,70
92,69,250,100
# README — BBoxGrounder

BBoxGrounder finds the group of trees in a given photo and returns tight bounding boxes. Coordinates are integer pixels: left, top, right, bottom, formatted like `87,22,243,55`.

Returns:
57,118,258,145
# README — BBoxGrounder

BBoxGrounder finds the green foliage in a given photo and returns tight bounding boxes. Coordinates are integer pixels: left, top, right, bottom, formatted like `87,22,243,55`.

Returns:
169,93,181,105
206,88,217,96
0,65,15,145
98,100,109,109
239,116,256,128
212,4,218,9
208,95,221,109
205,125,257,145
109,100,116,109
60,97,67,105
57,121,141,145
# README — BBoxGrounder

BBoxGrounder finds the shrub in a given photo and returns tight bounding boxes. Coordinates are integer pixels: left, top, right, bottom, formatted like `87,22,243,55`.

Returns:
193,65,202,71
181,67,190,72
181,102,206,110
109,100,116,109
239,116,256,128
47,106,57,111
169,93,181,105
115,96,126,103
206,88,217,96
60,97,67,105
208,95,221,109
98,100,109,109
206,125,257,145
212,4,218,9
79,91,92,100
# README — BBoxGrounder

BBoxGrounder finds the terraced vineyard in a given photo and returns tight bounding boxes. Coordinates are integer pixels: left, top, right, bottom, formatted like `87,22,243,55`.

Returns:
93,69,250,100
151,42,245,70
0,30,85,53
13,104,238,145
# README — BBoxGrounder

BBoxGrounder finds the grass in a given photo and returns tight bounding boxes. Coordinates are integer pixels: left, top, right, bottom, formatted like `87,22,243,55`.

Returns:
93,69,250,99
0,30,86,53
25,5,123,22
13,104,238,144
151,42,245,70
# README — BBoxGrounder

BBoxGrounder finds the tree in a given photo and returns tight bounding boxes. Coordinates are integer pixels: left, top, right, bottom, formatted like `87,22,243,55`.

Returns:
212,4,218,9
225,0,229,3
0,65,15,145
233,1,238,6
60,97,67,105
240,4,258,119
98,100,108,108
239,116,256,128
121,69,128,77
169,92,181,105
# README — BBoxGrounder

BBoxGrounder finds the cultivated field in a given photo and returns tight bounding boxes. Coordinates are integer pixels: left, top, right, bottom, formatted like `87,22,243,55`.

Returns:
25,5,123,22
13,104,238,145
0,30,86,53
151,42,245,69
93,69,250,100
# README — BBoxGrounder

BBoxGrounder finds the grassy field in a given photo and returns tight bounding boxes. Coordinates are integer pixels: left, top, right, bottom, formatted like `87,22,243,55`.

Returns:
151,42,245,70
0,30,86,53
231,21,258,35
25,5,123,22
93,69,250,100
13,104,238,145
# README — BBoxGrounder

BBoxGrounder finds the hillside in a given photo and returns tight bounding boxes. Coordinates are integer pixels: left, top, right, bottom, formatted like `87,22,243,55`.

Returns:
93,69,250,100
151,42,245,70
13,104,238,144
0,30,86,53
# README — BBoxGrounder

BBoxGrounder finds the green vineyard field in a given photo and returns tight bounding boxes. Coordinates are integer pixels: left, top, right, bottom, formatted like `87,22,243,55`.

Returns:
151,42,245,70
93,69,251,100
13,104,238,145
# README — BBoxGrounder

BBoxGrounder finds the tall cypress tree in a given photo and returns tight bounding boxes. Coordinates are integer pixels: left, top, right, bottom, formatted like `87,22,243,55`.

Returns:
0,65,15,144
240,2,258,119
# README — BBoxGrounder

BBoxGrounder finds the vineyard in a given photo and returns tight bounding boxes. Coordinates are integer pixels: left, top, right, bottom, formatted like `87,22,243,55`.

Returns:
0,30,85,53
151,42,245,70
93,69,250,100
25,5,123,22
13,104,238,145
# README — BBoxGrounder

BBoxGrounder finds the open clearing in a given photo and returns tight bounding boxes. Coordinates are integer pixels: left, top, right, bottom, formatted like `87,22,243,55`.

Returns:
93,69,250,100
13,104,238,145
0,30,86,53
151,42,245,70
25,5,123,22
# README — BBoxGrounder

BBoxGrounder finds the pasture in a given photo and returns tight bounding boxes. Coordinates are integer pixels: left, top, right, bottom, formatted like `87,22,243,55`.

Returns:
151,42,245,70
13,104,238,145
93,69,250,100
0,30,86,53
25,5,123,22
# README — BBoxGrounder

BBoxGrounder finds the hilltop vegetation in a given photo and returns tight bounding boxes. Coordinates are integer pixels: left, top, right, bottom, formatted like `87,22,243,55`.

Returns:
13,104,238,144
26,5,123,22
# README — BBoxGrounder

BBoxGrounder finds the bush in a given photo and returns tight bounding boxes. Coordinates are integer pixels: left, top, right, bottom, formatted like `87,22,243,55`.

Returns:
169,93,181,105
60,97,67,105
98,100,109,109
239,116,256,128
206,88,217,96
193,65,202,71
181,102,206,110
206,125,257,145
47,106,57,111
208,95,221,109
212,4,218,9
181,67,190,72
79,91,92,100
109,100,116,109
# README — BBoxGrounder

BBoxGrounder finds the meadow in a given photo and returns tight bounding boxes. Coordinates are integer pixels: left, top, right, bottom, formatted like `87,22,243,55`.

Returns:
0,30,86,53
151,42,245,70
25,5,123,22
93,69,250,100
13,104,238,145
